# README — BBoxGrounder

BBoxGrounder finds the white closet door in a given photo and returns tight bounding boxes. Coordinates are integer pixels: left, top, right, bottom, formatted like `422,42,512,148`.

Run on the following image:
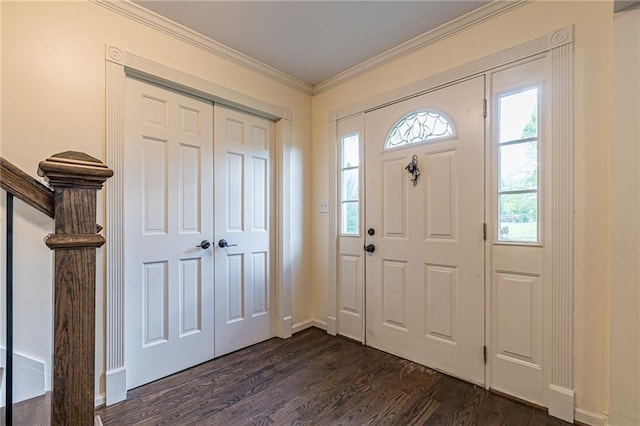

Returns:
125,77,214,389
213,105,276,357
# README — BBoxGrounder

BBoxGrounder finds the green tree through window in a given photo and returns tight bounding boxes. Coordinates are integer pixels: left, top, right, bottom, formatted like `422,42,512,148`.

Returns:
498,88,539,242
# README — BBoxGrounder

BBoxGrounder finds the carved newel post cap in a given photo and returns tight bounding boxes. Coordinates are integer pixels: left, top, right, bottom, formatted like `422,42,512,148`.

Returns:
38,151,113,189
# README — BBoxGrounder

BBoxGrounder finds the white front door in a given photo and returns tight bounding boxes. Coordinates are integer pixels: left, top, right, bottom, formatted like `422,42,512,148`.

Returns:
364,76,485,384
213,105,276,357
124,77,214,389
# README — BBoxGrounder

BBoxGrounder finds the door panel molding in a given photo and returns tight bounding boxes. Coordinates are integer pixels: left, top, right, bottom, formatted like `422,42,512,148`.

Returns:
213,105,276,357
105,45,293,405
488,58,547,406
331,114,366,341
364,76,485,386
328,26,575,422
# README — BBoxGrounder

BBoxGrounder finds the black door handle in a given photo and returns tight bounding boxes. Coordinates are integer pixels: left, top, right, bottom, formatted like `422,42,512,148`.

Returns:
196,240,211,249
218,239,238,248
364,244,375,253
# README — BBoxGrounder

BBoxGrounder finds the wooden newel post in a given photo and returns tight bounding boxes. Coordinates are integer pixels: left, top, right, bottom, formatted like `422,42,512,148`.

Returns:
38,152,113,426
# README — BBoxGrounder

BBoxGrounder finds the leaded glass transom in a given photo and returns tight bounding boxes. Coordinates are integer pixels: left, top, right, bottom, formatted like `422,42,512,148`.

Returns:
384,110,455,149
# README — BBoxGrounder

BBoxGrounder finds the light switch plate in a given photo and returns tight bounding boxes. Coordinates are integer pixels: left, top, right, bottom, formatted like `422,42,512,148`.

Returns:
319,199,329,213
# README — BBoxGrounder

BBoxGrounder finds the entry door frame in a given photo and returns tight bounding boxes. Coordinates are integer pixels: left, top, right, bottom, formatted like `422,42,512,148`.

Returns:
104,45,294,405
328,26,575,421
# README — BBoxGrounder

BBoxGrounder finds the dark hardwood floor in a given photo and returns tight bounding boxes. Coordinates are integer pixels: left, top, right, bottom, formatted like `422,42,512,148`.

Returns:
97,328,569,425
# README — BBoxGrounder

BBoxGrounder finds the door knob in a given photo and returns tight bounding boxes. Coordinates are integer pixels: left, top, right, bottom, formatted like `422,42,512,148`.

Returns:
196,240,211,250
218,239,238,248
364,244,375,253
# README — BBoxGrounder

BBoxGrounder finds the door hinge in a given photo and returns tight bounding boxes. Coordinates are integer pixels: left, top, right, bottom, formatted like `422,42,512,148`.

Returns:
483,223,487,241
483,345,487,364
483,99,487,118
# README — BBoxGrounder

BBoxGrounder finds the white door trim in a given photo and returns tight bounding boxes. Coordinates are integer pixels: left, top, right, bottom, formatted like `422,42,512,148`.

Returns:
104,45,293,405
334,28,572,121
327,110,339,336
327,26,574,422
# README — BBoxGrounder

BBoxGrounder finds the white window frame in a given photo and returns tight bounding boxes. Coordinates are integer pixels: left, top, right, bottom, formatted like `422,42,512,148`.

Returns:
495,84,543,246
383,109,457,150
339,132,361,237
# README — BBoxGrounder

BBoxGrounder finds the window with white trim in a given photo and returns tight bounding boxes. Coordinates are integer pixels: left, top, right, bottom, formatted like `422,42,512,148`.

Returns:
340,134,360,235
384,110,455,150
497,87,539,242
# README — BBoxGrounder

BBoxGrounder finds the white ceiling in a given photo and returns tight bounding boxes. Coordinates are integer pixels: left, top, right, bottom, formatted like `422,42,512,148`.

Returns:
134,1,491,86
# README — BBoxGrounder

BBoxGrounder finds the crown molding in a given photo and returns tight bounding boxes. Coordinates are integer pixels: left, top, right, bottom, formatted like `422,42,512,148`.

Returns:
335,25,572,119
105,45,286,120
312,0,530,95
92,0,528,97
90,0,313,95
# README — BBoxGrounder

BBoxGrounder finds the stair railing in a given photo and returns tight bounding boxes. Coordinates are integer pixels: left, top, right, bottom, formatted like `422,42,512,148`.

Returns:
1,152,113,426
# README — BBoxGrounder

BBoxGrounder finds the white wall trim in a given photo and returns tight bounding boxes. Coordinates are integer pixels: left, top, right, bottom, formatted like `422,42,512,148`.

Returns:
95,395,106,408
548,384,575,423
91,0,312,95
335,28,571,120
292,319,327,334
328,25,574,421
313,0,529,94
90,0,529,97
311,319,328,331
107,46,287,121
546,25,575,423
276,115,293,340
104,58,127,406
292,320,313,334
0,348,45,406
575,407,608,426
104,367,126,406
105,45,293,405
327,112,338,338
326,316,337,336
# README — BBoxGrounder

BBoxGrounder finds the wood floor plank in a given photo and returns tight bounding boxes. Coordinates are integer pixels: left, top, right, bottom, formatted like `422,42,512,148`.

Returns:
101,331,330,424
267,347,391,423
209,338,367,425
124,335,342,424
97,328,571,426
272,348,411,424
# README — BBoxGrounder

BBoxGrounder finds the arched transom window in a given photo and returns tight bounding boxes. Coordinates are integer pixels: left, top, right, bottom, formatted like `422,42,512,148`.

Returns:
384,110,456,149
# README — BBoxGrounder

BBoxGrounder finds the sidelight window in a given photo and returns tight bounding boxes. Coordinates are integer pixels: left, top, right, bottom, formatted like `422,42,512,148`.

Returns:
497,87,539,243
340,134,360,235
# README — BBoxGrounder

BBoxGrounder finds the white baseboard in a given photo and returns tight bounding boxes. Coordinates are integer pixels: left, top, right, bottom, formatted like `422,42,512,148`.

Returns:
292,319,327,334
292,320,312,334
575,407,608,426
326,316,337,336
0,348,45,407
105,367,127,406
94,394,106,408
279,316,293,339
548,384,575,423
312,319,327,330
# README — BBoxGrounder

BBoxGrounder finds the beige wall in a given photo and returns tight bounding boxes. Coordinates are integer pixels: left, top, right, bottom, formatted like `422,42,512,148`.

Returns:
1,0,619,418
311,0,613,416
0,1,313,401
610,6,640,426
